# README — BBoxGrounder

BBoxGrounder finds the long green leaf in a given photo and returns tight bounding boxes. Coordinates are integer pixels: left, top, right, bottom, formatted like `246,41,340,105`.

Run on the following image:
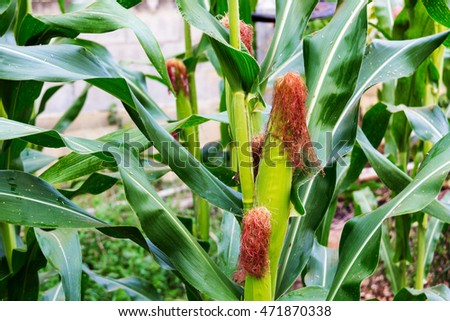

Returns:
333,31,450,156
19,0,172,89
53,84,91,133
356,128,450,224
278,0,369,297
0,170,107,228
259,0,318,84
306,0,368,164
35,228,82,301
327,132,450,300
111,145,241,301
0,0,15,37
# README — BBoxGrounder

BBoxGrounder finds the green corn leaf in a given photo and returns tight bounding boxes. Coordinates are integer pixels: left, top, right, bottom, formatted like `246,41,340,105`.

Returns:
277,165,336,298
217,212,241,279
260,0,318,84
423,0,450,46
20,148,56,174
53,84,91,133
394,285,450,301
110,145,241,301
334,31,450,158
306,0,368,165
0,0,16,37
338,102,391,193
83,266,161,301
0,40,242,212
176,0,259,92
59,173,118,199
0,170,107,228
380,225,400,294
35,84,64,120
280,2,370,292
18,0,171,90
387,104,449,143
373,0,397,38
8,229,46,301
353,187,378,216
278,286,328,301
304,239,338,290
35,228,82,301
327,132,450,300
356,128,450,224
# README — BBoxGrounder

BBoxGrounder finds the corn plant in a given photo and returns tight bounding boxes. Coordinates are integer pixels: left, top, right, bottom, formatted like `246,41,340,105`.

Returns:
0,0,449,301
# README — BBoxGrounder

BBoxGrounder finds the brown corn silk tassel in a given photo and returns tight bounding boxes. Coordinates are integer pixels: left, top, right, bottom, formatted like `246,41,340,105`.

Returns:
234,207,271,284
221,15,254,55
269,72,318,170
166,58,189,96
251,134,265,178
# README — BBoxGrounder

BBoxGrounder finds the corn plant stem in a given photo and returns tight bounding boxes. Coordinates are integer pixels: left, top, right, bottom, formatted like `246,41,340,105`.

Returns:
232,92,254,212
256,136,293,299
184,20,210,241
415,214,427,290
0,223,16,272
228,0,241,50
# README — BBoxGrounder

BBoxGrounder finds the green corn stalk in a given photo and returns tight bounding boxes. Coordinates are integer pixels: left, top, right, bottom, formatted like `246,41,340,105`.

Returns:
167,58,210,241
184,20,210,241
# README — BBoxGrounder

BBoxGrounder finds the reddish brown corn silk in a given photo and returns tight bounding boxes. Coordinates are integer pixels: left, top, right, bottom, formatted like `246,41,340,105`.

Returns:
220,15,254,55
269,72,318,170
166,58,189,96
251,134,265,178
234,207,271,283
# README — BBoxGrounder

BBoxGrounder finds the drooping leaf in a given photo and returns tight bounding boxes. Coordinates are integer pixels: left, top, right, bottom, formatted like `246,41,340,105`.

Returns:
0,170,107,228
394,285,450,301
327,133,450,300
53,84,91,133
35,228,82,301
356,128,450,224
333,31,450,158
19,0,172,90
111,145,241,301
387,104,449,144
59,173,118,199
20,148,56,174
83,266,161,301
